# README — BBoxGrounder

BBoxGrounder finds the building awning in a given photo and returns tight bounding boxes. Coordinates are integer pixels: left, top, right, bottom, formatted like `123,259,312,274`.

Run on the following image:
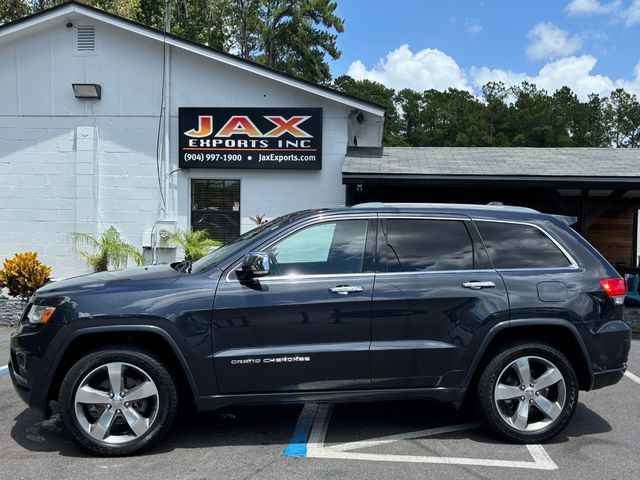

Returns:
343,147,640,189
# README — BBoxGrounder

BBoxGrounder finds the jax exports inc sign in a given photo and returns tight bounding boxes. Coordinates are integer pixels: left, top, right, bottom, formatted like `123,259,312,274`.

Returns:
178,108,322,170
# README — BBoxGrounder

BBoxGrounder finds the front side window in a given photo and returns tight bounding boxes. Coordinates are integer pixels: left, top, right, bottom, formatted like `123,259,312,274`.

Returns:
383,219,475,272
267,220,369,276
475,221,571,269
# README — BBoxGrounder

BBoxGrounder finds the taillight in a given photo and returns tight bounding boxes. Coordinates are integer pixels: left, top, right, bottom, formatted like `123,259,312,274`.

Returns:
600,278,626,298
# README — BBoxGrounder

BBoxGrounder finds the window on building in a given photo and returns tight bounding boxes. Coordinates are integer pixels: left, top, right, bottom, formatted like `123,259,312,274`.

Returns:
383,219,475,272
475,221,571,269
191,179,240,244
267,220,369,276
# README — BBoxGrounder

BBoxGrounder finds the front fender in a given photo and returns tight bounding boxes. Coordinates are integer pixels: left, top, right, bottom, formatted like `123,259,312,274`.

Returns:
42,322,214,412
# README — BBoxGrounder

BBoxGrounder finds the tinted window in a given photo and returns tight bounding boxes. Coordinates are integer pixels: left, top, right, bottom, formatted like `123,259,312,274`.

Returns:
384,219,474,272
191,179,240,243
267,220,368,276
476,221,570,269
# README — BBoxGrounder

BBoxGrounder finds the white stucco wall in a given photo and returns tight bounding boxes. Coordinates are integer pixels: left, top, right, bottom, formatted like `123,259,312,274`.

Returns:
0,16,381,278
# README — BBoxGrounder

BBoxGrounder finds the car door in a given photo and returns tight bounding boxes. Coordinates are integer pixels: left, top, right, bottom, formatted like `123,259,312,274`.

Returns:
370,215,510,389
473,218,581,319
212,216,376,394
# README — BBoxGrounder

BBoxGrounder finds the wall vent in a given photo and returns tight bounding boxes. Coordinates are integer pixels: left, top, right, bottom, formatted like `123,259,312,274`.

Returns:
76,25,96,52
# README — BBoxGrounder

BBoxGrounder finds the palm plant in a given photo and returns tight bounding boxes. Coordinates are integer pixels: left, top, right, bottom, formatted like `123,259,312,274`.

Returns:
249,213,268,226
161,229,221,261
70,226,145,272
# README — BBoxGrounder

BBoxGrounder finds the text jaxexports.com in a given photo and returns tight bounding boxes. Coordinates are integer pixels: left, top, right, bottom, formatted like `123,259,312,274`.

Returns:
258,153,317,163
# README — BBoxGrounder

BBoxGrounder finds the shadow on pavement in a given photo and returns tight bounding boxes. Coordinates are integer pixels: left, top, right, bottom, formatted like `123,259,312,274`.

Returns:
326,400,612,446
10,399,611,457
10,404,302,457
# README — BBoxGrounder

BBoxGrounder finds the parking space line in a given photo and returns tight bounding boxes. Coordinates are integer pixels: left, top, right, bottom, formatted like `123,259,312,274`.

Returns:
0,365,8,376
306,404,333,456
624,371,640,385
321,422,483,452
283,403,320,457
302,403,558,470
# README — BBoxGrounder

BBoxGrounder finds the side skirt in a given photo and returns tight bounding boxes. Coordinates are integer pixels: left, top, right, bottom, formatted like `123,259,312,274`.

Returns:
197,386,466,411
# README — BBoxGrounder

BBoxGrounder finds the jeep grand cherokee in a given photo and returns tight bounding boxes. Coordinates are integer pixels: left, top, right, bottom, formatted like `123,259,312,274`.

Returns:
9,203,631,455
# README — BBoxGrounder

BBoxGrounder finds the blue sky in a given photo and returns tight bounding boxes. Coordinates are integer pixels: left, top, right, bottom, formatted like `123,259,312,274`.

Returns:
328,0,640,99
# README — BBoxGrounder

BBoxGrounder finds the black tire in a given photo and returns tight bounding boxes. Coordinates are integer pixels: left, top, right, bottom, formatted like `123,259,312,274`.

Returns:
476,341,578,443
59,345,178,456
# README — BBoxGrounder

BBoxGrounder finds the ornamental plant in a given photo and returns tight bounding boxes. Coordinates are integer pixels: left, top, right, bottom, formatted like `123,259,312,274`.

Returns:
70,226,145,272
249,213,269,226
161,229,221,261
0,252,52,300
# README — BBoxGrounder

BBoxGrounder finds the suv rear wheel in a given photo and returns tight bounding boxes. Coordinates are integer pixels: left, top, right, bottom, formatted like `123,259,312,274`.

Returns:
477,341,578,443
59,346,178,456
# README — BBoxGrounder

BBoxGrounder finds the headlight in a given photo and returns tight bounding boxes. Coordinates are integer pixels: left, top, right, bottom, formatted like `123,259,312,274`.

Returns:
26,305,56,325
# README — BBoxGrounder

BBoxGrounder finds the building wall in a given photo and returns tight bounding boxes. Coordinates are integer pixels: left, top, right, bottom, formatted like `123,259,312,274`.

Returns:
0,19,365,278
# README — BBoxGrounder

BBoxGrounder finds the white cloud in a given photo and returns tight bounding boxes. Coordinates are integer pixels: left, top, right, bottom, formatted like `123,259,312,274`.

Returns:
467,22,483,34
625,0,640,25
526,22,583,60
566,0,640,26
346,44,471,92
470,55,640,99
346,44,640,101
565,0,621,15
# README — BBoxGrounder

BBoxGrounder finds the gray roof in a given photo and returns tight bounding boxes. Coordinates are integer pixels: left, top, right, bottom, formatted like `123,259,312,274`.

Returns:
343,147,640,178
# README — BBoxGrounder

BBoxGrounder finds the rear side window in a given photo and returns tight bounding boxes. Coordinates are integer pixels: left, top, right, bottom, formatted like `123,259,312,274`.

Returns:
383,219,474,272
476,221,570,269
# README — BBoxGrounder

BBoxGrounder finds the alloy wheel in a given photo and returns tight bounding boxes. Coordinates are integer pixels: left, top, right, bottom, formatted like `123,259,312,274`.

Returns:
493,355,566,432
74,362,159,444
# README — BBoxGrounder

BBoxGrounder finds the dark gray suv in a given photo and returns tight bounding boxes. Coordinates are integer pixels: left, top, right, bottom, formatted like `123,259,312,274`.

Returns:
9,203,632,455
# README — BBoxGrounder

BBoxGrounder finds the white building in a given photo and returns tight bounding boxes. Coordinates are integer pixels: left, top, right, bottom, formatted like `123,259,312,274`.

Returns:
0,1,386,278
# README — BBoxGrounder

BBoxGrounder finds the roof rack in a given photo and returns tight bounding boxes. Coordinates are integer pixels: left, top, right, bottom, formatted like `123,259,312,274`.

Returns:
351,202,539,213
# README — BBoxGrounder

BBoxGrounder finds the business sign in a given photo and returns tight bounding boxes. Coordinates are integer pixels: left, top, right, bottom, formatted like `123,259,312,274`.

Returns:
179,108,322,170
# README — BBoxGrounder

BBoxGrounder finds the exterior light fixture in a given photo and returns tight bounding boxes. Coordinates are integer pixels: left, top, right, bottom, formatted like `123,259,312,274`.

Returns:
72,83,101,100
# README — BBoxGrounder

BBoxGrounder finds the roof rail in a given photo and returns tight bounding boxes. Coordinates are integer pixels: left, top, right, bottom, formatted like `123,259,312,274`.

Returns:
351,202,539,213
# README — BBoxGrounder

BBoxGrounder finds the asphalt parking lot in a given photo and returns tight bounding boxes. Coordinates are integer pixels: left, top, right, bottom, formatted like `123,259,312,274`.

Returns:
1,327,639,480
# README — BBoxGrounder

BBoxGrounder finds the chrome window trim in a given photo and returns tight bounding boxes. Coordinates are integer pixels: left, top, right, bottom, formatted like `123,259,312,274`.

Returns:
248,272,376,282
375,268,496,277
224,214,376,283
472,218,579,269
223,213,579,283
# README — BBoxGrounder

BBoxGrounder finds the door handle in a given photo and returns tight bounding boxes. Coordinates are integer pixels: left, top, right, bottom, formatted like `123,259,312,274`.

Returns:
462,281,496,290
329,285,364,295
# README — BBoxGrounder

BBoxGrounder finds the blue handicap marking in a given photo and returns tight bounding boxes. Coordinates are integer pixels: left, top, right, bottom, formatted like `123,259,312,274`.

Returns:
283,403,320,457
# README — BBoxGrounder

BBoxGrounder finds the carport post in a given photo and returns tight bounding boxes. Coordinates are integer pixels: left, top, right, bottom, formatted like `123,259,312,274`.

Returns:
579,189,589,236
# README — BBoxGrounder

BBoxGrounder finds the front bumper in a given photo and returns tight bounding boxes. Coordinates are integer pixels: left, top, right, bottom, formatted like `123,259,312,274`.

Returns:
9,321,67,416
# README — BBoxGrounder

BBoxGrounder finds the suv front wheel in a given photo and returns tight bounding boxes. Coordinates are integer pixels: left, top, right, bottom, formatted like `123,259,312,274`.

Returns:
59,346,178,456
477,341,578,443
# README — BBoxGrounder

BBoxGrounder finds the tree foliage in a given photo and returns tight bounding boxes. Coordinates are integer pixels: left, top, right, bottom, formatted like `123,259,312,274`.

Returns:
334,77,640,148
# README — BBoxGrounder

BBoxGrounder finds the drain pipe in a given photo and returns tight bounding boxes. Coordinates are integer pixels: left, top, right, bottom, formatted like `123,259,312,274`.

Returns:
162,0,172,220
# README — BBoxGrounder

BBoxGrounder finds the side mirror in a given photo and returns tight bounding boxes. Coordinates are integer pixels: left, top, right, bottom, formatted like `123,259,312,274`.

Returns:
236,251,271,282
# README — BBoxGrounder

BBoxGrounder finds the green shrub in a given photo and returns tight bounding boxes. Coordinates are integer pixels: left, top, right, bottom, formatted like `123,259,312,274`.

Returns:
161,229,221,261
70,226,145,272
0,252,52,300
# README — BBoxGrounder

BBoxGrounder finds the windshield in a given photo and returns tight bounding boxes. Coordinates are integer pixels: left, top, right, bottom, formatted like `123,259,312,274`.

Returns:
190,212,306,273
